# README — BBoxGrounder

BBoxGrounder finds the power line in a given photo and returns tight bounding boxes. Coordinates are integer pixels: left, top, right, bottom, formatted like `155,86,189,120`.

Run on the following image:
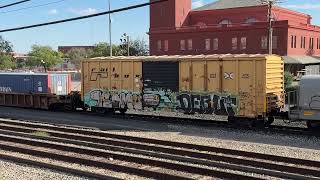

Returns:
0,0,67,14
0,0,168,33
0,0,31,9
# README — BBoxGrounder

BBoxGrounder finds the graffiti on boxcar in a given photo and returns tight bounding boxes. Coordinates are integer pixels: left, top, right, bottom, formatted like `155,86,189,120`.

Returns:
0,87,12,92
90,68,108,81
85,89,143,110
85,89,177,110
176,93,238,116
309,95,320,110
85,89,238,116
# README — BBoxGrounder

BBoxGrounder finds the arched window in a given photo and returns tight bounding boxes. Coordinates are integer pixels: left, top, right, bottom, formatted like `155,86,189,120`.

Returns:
219,19,232,25
245,17,257,24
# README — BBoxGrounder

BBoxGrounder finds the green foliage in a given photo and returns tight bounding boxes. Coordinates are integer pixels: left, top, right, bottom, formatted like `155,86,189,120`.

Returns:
27,45,63,72
91,38,149,58
284,71,293,89
66,48,92,70
0,36,13,53
91,43,122,57
0,55,15,70
16,58,26,69
127,39,149,56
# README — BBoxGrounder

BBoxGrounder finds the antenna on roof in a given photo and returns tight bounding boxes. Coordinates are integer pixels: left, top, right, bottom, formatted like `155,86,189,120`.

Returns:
260,0,284,54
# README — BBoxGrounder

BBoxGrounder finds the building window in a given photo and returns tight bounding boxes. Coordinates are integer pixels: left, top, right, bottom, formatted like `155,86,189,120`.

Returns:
157,40,161,51
164,40,168,52
261,36,268,49
310,37,314,49
213,38,219,50
232,37,238,50
291,35,297,48
205,39,211,51
180,40,186,51
303,37,306,49
272,36,278,49
219,19,232,25
317,38,320,49
301,36,303,48
188,39,193,50
245,17,257,24
240,37,247,50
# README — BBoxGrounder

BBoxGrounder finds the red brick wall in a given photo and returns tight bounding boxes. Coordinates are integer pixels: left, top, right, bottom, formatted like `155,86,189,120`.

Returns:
273,7,311,25
150,0,191,29
287,27,320,55
150,23,288,56
189,6,268,26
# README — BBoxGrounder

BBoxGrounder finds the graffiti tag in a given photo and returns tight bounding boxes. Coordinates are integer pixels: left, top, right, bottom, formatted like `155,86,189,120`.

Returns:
0,87,12,92
177,93,237,116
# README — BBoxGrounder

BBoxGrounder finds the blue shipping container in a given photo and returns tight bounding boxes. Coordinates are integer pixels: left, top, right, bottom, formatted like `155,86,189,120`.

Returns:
0,73,71,95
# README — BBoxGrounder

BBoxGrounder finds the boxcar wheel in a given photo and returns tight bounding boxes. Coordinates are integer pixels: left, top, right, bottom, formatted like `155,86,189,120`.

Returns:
119,109,127,115
265,116,275,126
307,121,320,130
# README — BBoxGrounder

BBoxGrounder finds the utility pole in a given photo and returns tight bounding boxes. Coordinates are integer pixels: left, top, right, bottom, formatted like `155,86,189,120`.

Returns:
267,0,273,55
108,0,112,56
262,0,282,54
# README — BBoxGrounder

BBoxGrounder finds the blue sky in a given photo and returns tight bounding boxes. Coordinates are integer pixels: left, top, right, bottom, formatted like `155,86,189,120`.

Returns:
0,0,319,53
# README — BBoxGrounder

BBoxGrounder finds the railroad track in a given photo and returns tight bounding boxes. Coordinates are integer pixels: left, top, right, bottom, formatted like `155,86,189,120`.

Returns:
1,107,318,138
0,119,319,179
112,112,320,137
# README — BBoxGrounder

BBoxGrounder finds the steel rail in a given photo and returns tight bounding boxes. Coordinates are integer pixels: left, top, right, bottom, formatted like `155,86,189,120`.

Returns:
0,142,194,180
1,119,319,169
0,128,315,180
0,123,319,180
0,154,117,180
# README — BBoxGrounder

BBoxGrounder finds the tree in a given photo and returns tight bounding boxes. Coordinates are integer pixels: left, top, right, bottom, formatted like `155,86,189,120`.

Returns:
0,36,15,70
91,43,122,57
284,71,293,89
119,38,149,56
0,55,15,70
66,48,92,71
0,36,13,54
128,39,149,56
27,45,63,72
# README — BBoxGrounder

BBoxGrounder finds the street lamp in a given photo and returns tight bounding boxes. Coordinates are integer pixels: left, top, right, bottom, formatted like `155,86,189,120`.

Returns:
120,33,130,56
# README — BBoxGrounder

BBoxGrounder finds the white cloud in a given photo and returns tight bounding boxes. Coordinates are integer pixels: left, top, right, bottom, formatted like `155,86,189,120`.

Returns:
192,0,204,9
48,9,58,15
285,4,320,10
68,8,97,16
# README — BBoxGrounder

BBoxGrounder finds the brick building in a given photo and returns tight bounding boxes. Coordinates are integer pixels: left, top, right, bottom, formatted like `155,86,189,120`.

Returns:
149,0,320,74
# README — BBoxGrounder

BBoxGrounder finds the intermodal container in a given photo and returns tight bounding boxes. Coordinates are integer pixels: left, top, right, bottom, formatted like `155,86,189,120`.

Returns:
0,73,71,95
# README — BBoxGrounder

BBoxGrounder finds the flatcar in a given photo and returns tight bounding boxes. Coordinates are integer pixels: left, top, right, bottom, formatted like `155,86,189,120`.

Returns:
81,54,285,127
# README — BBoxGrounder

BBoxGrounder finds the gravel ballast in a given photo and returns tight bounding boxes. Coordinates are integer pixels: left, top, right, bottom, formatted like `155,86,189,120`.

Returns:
0,158,87,180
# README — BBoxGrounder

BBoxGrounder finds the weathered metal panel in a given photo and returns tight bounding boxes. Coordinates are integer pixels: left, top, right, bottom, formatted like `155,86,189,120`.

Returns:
298,75,320,120
143,61,179,92
305,65,320,75
0,73,48,94
49,74,70,95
